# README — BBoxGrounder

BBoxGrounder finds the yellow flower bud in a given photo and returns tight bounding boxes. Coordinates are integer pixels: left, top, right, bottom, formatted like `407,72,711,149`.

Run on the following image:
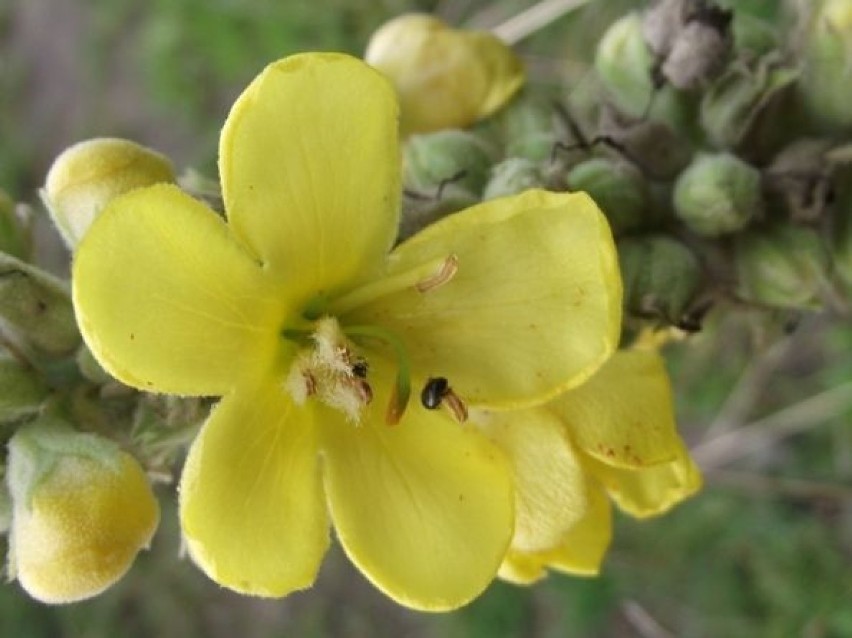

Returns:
365,14,524,135
7,423,159,604
42,138,174,249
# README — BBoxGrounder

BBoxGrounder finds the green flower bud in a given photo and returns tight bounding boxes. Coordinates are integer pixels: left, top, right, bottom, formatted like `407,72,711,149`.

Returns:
0,355,48,422
0,189,31,260
764,138,835,223
618,235,704,329
403,129,499,196
75,344,112,385
399,183,479,242
0,252,79,357
736,223,830,309
595,12,698,136
673,152,762,236
598,106,693,180
799,0,852,132
596,13,656,116
7,420,159,604
701,53,799,150
733,13,779,56
42,138,174,249
483,158,545,200
494,92,560,162
567,158,649,234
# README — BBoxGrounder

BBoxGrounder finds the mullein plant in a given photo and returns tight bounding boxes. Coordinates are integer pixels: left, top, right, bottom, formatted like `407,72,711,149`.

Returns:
0,0,849,609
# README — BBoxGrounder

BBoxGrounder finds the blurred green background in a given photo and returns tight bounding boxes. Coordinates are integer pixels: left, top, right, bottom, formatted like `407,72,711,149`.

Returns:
2,0,852,636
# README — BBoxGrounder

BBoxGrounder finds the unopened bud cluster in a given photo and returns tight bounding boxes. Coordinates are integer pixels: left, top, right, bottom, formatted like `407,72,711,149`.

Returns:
0,138,202,604
399,0,852,331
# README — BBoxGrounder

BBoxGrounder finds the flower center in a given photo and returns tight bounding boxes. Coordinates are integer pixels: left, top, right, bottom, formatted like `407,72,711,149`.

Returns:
282,317,412,425
282,253,463,425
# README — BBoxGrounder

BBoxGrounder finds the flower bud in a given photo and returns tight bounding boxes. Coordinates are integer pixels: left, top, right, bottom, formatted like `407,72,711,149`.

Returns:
482,158,545,201
598,106,693,180
0,189,31,260
0,355,48,422
6,421,159,604
494,91,560,162
674,152,762,236
618,235,704,329
403,129,499,196
700,53,799,150
0,252,79,357
399,183,480,242
595,13,696,135
764,138,835,223
567,158,650,234
660,6,732,91
365,14,524,135
42,138,174,249
736,223,830,309
799,0,852,132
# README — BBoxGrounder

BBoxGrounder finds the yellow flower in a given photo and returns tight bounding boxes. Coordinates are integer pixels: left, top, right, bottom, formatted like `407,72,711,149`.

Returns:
365,14,525,135
477,349,701,584
72,53,621,610
7,423,159,604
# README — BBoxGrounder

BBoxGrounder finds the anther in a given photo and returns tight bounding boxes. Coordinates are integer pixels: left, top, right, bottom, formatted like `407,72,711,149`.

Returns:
415,254,459,293
421,377,468,423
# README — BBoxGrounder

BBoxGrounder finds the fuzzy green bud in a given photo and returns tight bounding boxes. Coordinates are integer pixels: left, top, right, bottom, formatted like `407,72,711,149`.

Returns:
399,183,479,242
701,53,799,150
7,420,160,604
596,13,657,116
567,158,649,234
42,138,174,249
736,223,830,309
674,152,762,236
495,92,560,162
596,12,698,137
618,235,704,329
403,129,498,196
799,0,852,132
0,190,31,260
482,158,545,200
0,355,48,422
0,252,79,357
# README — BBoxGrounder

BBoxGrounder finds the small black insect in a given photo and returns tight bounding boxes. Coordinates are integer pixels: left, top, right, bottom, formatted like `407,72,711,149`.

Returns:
421,377,449,409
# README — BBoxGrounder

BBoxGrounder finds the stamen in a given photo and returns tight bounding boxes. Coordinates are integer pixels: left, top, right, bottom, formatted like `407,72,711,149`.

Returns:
442,388,468,424
328,254,459,315
415,254,459,293
419,376,468,423
344,324,412,425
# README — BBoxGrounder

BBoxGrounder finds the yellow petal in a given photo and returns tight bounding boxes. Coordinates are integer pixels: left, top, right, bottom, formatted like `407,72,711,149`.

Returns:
477,407,588,553
320,358,513,611
585,444,702,519
498,484,612,584
342,190,622,409
220,53,400,300
179,381,329,597
542,484,613,576
365,15,524,134
11,452,159,604
555,349,682,468
73,184,281,395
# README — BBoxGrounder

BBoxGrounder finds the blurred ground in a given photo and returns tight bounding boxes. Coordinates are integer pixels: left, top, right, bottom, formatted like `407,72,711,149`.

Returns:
2,1,852,637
